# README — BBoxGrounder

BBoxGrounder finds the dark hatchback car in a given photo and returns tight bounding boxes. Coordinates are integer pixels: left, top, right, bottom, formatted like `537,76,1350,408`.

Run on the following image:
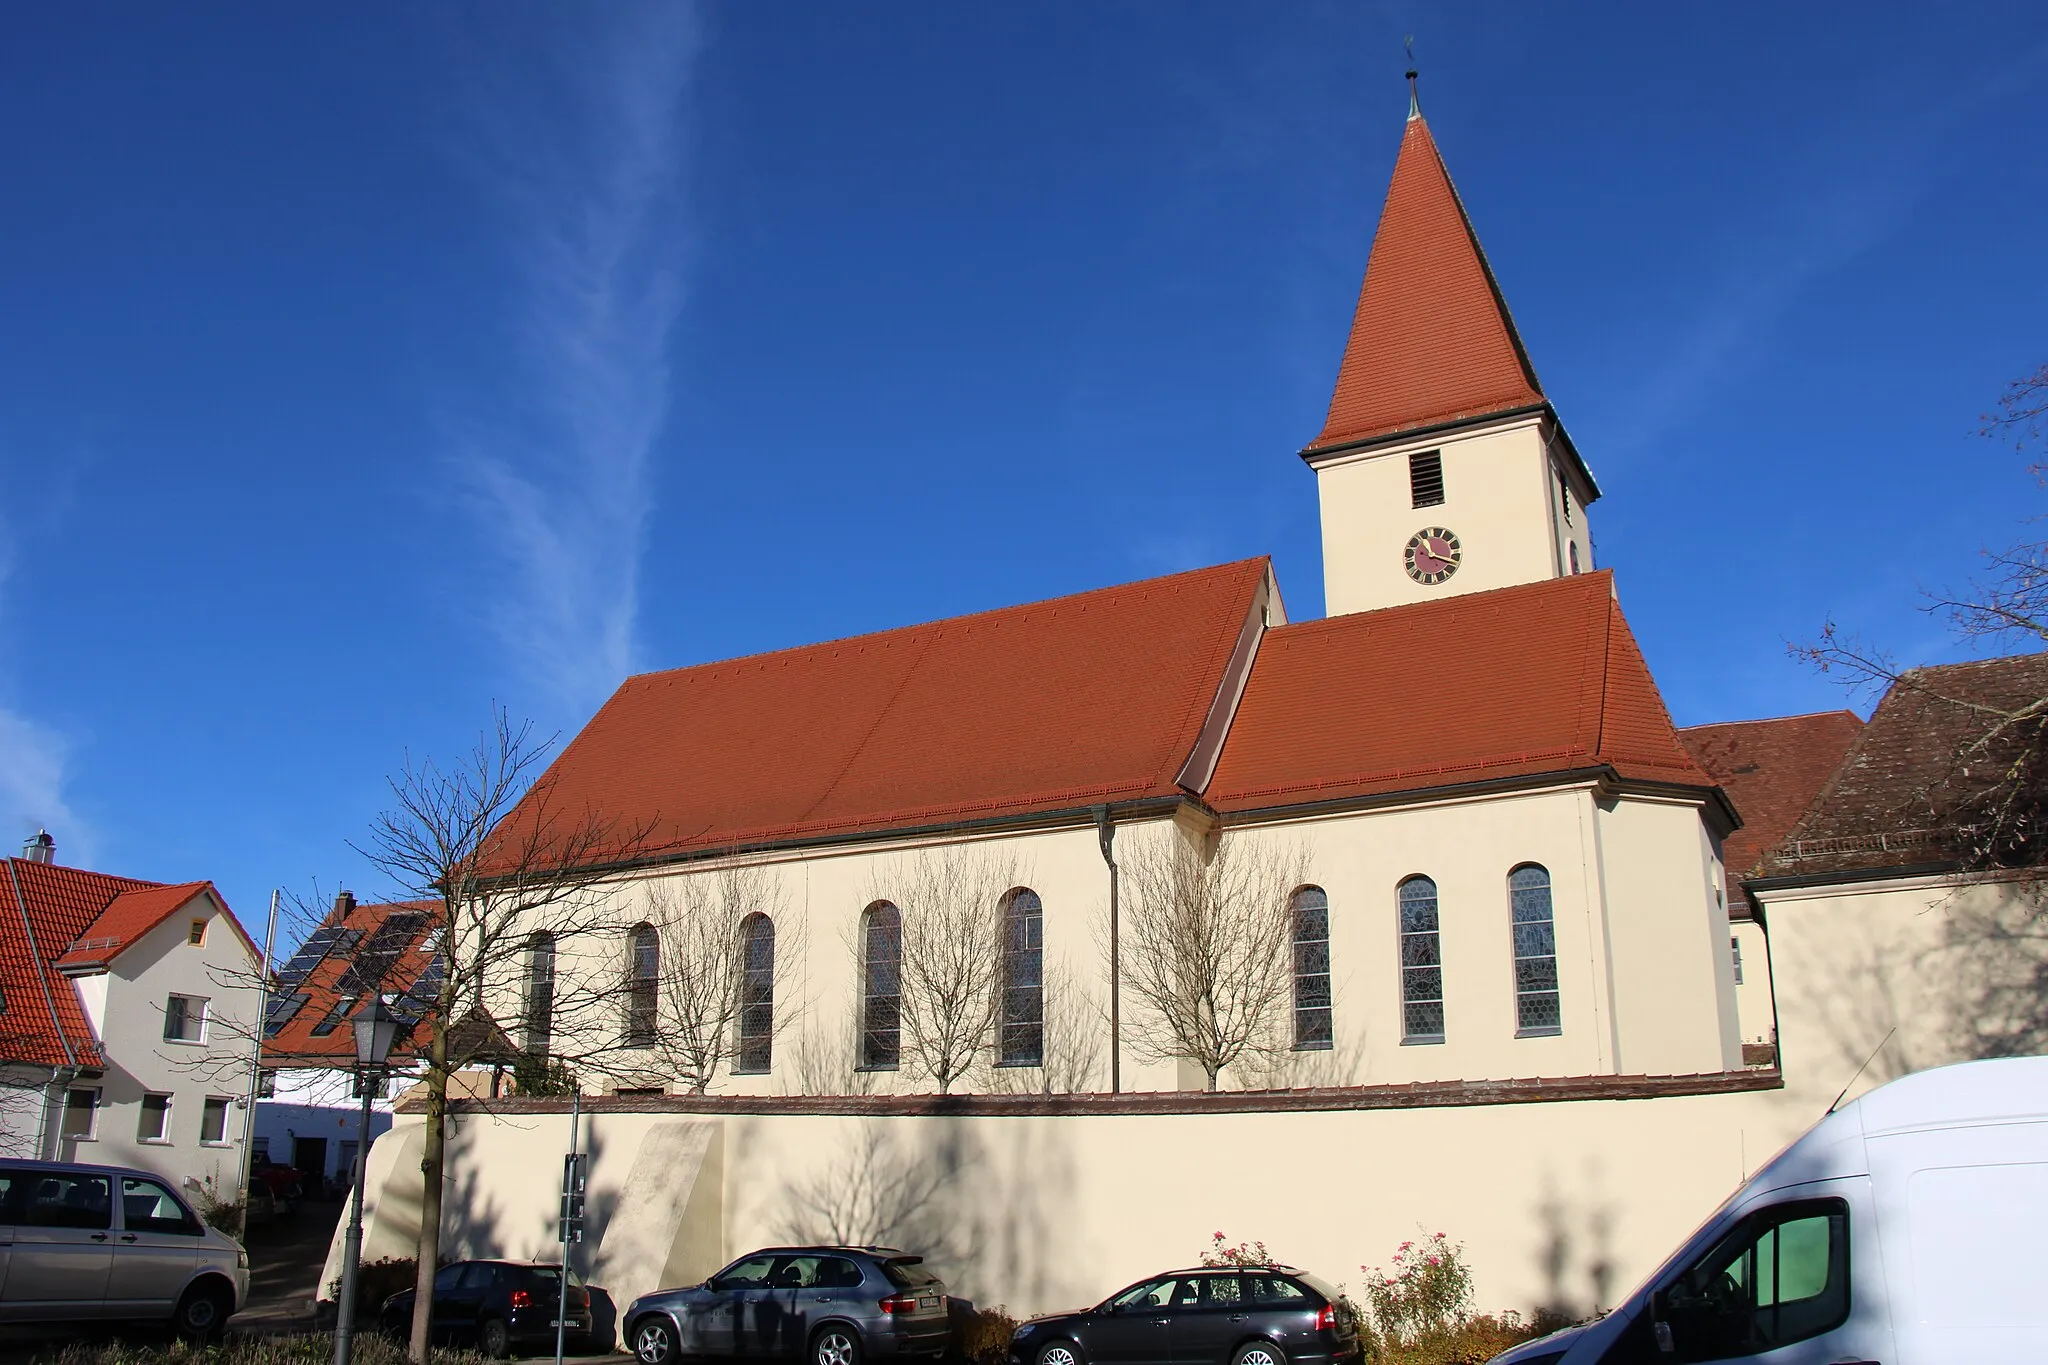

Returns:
624,1246,949,1365
1010,1267,1359,1365
380,1259,601,1359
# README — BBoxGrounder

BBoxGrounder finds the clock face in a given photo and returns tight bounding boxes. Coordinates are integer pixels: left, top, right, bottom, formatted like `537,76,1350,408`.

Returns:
1404,526,1462,585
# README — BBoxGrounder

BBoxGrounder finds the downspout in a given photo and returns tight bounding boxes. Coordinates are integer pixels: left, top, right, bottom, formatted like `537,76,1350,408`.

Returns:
8,857,78,1158
1094,806,1120,1094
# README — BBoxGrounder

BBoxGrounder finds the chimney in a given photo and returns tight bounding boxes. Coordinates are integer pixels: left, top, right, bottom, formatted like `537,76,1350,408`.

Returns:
333,890,356,920
21,830,54,864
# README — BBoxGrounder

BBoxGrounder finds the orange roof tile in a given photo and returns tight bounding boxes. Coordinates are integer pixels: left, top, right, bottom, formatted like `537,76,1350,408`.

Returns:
53,881,220,971
1306,112,1545,454
1678,711,1865,886
493,559,1274,862
0,860,253,1069
261,897,442,1066
1208,572,1712,810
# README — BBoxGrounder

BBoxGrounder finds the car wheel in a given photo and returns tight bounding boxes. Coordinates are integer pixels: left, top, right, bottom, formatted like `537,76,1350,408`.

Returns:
174,1282,234,1341
1036,1340,1083,1365
1232,1342,1285,1365
634,1316,680,1365
480,1315,514,1360
812,1324,862,1365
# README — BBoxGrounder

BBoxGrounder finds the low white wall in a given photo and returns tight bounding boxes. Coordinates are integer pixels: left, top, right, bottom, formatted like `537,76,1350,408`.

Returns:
346,1084,1810,1322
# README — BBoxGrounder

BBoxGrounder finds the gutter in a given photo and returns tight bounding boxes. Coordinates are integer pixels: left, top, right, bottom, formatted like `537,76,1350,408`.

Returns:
1094,806,1120,1095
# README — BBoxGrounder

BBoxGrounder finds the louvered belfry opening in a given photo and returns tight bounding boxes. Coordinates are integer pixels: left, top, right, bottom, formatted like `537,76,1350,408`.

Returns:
1409,449,1445,508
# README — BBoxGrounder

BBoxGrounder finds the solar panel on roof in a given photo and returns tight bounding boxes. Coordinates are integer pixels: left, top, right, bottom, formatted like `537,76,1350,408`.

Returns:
264,992,310,1038
337,912,428,995
274,926,348,987
390,953,445,1026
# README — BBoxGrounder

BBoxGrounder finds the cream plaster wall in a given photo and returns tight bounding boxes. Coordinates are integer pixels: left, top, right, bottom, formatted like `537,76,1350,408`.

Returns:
51,892,263,1193
499,783,1730,1099
1753,872,2044,1118
1594,797,1741,1075
352,1088,1798,1324
1313,415,1584,616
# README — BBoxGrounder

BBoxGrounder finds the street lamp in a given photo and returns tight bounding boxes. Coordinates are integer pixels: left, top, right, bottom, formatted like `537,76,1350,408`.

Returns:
332,995,399,1365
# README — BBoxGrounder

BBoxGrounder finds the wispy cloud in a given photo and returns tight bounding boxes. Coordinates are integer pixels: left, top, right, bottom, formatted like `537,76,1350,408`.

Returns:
445,6,701,716
0,514,84,854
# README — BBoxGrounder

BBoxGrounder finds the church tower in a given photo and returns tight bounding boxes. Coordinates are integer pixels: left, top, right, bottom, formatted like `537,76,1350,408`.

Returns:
1305,81,1598,616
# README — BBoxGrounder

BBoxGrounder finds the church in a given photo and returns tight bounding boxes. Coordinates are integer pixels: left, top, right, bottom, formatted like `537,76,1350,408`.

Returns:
328,86,2034,1321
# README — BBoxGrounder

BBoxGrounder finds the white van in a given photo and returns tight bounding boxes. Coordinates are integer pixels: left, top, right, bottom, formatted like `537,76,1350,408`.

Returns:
0,1159,250,1338
1493,1056,2048,1365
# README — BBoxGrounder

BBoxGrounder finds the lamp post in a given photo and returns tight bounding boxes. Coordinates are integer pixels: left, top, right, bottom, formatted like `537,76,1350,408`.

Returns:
332,996,399,1365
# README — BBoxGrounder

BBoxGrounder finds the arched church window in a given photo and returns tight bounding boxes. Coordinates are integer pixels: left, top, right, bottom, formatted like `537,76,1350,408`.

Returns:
999,889,1044,1067
860,902,901,1070
1509,865,1561,1035
523,932,555,1056
1397,876,1444,1043
625,922,658,1046
736,913,775,1073
1290,886,1332,1049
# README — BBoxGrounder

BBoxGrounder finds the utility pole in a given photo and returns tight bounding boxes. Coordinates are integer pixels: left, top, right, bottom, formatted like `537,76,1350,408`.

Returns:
554,1087,584,1365
240,889,280,1202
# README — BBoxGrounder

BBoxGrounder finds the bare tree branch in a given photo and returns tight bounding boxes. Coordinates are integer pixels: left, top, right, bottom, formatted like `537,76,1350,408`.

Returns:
868,846,1023,1095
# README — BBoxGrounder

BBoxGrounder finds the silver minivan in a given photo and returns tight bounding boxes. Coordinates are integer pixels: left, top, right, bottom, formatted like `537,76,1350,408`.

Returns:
0,1160,250,1338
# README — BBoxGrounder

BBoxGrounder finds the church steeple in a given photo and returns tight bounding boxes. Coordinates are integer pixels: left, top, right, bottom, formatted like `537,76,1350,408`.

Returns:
1305,100,1545,456
1304,86,1598,618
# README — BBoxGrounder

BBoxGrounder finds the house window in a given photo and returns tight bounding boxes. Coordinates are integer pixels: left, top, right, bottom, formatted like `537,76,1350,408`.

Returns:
1569,541,1580,574
1731,936,1745,985
201,1096,231,1145
187,919,207,946
138,1094,172,1143
860,902,902,1070
1557,468,1572,526
1509,864,1561,1035
999,889,1044,1067
257,1070,277,1099
251,1137,270,1162
625,923,658,1046
1409,450,1445,508
524,932,556,1055
62,1087,99,1139
1398,876,1444,1043
1291,886,1332,1049
736,913,775,1073
163,994,208,1043
308,995,356,1037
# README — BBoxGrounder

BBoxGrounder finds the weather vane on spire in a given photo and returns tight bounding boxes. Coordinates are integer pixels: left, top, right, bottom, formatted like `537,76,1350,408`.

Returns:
1404,35,1421,119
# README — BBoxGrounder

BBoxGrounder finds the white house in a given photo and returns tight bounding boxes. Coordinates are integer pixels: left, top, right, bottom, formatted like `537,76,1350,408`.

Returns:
0,832,264,1203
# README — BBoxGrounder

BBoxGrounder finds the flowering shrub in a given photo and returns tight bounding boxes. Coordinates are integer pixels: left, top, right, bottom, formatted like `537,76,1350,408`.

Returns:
1202,1231,1276,1267
1360,1232,1473,1346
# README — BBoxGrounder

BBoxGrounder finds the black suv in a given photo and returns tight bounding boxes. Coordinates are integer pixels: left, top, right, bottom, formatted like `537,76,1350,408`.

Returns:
624,1246,950,1365
1010,1266,1359,1365
380,1260,600,1359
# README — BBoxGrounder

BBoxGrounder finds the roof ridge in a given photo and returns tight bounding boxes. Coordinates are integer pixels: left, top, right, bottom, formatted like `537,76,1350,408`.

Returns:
1679,710,1864,733
620,557,1274,688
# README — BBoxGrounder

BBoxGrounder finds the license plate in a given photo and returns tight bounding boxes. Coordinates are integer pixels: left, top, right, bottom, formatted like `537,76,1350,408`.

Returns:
551,1320,584,1328
921,1298,939,1310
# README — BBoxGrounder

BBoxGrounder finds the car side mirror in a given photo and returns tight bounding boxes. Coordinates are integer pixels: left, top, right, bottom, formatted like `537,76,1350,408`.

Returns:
1100,1303,1119,1316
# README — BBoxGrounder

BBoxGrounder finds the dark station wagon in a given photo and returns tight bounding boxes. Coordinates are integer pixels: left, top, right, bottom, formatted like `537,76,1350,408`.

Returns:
625,1246,949,1365
1010,1266,1360,1365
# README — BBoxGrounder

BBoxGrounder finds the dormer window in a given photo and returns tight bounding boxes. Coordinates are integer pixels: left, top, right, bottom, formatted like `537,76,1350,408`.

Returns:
1409,450,1445,508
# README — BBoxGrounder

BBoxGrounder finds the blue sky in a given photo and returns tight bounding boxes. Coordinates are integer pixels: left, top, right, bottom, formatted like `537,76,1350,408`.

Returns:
1,3,2043,926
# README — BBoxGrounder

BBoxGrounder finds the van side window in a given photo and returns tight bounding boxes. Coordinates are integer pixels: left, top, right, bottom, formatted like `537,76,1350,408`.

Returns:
1658,1198,1849,1361
27,1173,111,1230
121,1177,201,1235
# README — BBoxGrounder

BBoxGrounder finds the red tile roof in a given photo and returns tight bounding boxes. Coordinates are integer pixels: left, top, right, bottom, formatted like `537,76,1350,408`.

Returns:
494,559,1275,862
1208,572,1712,810
260,897,442,1066
1678,711,1865,890
0,859,252,1069
1306,113,1545,455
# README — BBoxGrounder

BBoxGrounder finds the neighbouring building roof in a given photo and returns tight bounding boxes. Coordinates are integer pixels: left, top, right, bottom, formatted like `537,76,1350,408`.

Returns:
0,858,249,1069
1304,110,1546,456
1752,654,2048,885
260,896,443,1067
1679,710,1866,901
493,558,1277,862
1209,571,1713,811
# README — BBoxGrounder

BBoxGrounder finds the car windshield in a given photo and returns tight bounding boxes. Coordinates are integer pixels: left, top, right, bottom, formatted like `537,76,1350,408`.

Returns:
882,1258,942,1291
524,1266,583,1289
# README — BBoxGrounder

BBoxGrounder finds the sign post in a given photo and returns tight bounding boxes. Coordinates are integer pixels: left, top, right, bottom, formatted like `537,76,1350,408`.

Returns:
554,1088,583,1365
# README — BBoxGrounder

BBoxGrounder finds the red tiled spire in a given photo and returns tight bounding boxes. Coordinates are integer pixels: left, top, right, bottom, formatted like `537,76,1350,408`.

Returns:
1305,105,1545,455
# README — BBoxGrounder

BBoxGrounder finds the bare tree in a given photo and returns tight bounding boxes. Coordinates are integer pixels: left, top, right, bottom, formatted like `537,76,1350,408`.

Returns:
866,846,1022,1094
1798,363,2048,891
1115,827,1308,1091
611,864,801,1094
360,709,650,1365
